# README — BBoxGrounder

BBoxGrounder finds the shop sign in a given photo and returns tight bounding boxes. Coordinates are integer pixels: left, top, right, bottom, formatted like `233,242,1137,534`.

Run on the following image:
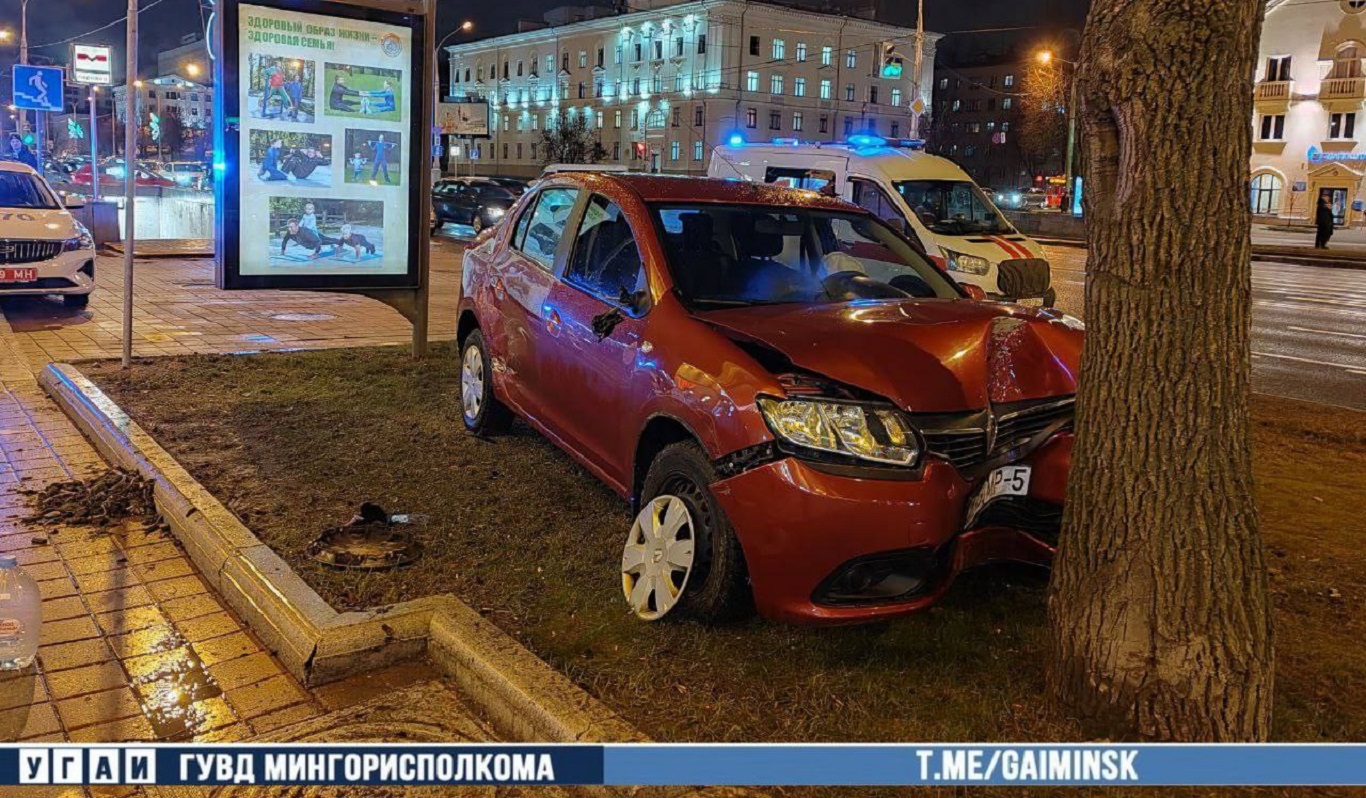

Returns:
1307,145,1366,163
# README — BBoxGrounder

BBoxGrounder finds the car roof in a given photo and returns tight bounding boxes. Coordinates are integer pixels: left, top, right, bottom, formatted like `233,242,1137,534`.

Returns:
0,160,39,176
550,173,862,211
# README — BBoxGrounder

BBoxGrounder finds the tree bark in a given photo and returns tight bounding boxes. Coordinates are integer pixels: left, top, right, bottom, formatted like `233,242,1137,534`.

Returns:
1047,0,1274,741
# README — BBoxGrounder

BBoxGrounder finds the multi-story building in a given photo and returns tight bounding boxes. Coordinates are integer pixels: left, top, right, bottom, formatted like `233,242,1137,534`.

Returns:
157,34,213,83
113,75,214,130
1252,0,1366,222
930,59,1052,189
444,0,938,177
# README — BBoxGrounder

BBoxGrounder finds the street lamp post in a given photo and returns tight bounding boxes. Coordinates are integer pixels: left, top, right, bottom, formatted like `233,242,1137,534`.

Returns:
433,20,473,176
1038,50,1079,214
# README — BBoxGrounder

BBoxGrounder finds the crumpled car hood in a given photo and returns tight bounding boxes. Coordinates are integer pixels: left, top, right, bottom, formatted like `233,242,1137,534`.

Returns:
698,299,1083,413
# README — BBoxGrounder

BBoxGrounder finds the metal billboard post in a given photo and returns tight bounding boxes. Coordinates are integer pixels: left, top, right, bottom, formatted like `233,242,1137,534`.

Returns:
123,0,138,368
89,94,99,204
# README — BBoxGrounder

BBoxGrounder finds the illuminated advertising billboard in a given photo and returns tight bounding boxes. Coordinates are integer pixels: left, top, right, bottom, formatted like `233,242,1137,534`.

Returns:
436,100,490,138
216,0,426,289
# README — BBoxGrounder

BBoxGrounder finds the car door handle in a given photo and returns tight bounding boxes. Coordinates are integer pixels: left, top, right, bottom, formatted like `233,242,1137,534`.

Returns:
543,307,562,336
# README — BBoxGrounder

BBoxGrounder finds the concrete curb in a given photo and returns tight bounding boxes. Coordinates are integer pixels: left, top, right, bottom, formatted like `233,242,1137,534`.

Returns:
39,362,644,747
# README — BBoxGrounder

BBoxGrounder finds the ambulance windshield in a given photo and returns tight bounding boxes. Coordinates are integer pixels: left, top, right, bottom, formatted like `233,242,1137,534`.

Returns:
893,179,1013,236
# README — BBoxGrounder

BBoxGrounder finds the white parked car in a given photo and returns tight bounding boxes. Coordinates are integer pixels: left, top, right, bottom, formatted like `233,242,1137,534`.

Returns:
0,161,96,307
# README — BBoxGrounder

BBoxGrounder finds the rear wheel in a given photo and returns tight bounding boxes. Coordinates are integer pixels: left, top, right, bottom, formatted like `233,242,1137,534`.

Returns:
63,293,90,309
460,329,511,435
627,442,750,623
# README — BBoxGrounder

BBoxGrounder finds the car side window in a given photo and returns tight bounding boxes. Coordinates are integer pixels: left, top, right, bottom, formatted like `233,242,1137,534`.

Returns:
565,195,647,306
512,187,579,271
850,178,904,227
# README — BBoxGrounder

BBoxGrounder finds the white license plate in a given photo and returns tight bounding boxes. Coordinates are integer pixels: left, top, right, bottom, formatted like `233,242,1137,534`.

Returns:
965,465,1032,527
0,268,37,282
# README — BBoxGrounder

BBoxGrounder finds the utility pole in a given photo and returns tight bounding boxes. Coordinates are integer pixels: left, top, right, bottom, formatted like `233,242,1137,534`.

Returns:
89,90,99,203
122,0,138,368
912,0,924,138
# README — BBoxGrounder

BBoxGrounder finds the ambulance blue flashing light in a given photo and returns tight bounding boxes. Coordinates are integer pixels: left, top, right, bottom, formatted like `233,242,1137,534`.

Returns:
847,134,887,148
728,133,745,146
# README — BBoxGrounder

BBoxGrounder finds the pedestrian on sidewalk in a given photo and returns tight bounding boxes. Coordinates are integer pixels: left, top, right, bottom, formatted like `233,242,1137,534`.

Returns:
1316,195,1336,249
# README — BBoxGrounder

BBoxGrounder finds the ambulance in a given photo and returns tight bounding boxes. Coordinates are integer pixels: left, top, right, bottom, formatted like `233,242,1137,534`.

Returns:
708,136,1055,305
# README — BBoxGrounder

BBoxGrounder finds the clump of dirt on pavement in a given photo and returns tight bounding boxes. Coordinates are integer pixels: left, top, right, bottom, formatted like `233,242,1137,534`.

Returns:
25,468,162,531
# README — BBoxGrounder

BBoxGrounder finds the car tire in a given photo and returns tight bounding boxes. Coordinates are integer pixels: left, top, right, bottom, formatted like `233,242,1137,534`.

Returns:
460,329,511,435
472,214,485,235
63,293,90,309
638,441,750,623
431,217,443,235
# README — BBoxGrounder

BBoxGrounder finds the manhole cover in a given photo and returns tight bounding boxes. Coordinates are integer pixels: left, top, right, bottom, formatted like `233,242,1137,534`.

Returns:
306,507,423,570
271,312,337,322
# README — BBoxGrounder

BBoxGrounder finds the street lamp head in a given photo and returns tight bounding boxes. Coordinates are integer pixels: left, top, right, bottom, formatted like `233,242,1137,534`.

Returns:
186,63,201,76
0,30,11,41
1037,50,1053,64
460,20,474,31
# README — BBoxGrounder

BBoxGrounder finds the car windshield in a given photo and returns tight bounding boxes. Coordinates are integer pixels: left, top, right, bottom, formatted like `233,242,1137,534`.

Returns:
478,186,517,202
652,204,960,307
0,172,58,209
893,179,1012,235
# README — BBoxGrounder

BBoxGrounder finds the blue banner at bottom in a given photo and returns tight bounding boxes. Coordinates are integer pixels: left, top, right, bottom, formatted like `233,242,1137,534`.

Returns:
2,743,1365,787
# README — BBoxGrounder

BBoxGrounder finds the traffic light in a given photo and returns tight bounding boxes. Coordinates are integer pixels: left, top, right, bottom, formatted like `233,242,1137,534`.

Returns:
880,42,903,79
22,133,34,146
67,118,85,140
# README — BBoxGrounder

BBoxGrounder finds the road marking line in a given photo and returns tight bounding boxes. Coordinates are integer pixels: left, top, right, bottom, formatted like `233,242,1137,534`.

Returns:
1286,325,1366,340
1252,350,1364,371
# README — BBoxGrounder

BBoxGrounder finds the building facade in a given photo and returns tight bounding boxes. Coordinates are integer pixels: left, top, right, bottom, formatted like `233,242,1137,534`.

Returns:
445,0,937,177
929,60,1043,189
1253,0,1366,222
157,34,212,82
113,76,214,129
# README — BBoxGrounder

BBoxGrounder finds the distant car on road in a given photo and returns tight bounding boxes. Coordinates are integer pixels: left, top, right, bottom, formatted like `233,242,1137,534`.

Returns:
996,187,1049,211
71,162,176,189
0,161,96,307
459,172,1082,625
158,161,210,190
431,177,522,236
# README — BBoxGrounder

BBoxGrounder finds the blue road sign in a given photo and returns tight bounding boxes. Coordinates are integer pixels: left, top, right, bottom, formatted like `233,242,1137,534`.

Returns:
12,65,65,113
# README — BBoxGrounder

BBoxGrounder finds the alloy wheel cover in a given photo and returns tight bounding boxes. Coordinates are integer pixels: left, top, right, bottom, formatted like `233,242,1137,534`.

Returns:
621,495,697,621
460,345,483,422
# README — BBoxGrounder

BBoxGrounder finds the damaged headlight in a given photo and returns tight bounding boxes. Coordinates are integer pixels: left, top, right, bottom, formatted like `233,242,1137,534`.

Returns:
942,249,991,275
758,397,920,467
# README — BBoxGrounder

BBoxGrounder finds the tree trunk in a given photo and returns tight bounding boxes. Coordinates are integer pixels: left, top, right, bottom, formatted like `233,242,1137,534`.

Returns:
1046,0,1274,741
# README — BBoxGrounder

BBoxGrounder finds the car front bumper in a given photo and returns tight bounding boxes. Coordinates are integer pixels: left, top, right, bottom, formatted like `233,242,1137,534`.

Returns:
710,433,1072,625
0,249,95,296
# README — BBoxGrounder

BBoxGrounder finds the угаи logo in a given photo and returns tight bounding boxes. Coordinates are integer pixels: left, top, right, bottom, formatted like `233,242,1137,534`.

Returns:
381,33,402,58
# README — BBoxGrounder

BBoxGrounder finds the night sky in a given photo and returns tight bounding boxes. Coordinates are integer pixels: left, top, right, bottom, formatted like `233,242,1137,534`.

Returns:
0,0,1088,87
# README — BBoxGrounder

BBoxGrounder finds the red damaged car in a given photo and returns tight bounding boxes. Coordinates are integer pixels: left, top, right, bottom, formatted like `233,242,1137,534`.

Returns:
458,173,1082,625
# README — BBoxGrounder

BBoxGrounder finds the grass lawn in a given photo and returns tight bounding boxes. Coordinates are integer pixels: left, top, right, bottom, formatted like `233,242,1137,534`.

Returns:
322,65,402,123
84,348,1365,769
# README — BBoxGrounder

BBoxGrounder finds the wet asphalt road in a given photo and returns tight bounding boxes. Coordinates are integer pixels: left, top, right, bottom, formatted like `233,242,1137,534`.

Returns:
1042,246,1366,410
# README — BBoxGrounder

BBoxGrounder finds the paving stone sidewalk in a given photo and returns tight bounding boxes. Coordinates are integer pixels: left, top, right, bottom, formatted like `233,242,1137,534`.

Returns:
0,238,464,368
0,246,517,798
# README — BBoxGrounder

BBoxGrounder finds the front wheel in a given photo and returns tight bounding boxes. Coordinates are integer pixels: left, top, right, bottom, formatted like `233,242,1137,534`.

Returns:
471,214,485,235
627,442,750,623
460,329,511,435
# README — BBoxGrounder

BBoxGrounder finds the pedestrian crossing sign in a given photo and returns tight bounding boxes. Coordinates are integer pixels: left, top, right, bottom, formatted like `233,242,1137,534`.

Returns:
12,65,65,113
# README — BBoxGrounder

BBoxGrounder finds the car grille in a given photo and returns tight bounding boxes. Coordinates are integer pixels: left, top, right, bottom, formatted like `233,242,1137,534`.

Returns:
995,258,1051,298
974,496,1063,547
917,396,1074,473
0,240,63,264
